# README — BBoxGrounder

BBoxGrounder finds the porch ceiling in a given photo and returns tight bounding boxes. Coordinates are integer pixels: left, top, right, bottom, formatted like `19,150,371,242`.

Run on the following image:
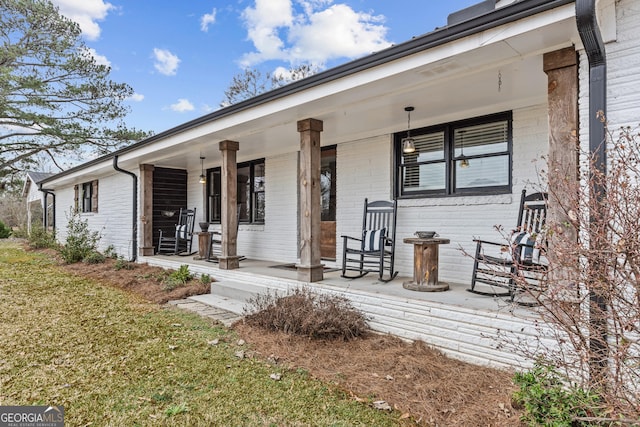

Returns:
56,6,579,184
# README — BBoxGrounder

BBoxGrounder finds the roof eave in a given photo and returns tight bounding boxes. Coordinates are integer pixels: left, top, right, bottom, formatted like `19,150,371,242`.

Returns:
41,0,575,186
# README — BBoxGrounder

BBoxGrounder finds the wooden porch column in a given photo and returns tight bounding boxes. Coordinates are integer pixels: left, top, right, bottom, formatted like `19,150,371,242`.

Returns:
219,140,240,270
297,118,324,282
544,47,579,289
139,164,155,256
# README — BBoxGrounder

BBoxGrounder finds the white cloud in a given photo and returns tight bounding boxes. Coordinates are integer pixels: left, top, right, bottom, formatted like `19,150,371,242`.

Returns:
153,48,180,76
272,66,293,80
240,1,390,67
51,0,114,40
170,99,195,112
240,0,294,65
127,93,145,102
81,47,111,67
200,8,217,32
290,5,390,63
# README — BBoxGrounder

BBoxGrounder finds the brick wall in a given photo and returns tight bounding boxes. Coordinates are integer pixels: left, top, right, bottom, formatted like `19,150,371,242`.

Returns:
332,105,549,283
192,152,299,263
55,172,137,259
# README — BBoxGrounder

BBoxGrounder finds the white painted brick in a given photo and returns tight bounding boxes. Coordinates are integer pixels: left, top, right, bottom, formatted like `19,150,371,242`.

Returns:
334,105,548,285
245,153,298,262
202,153,299,263
55,172,138,259
578,1,640,146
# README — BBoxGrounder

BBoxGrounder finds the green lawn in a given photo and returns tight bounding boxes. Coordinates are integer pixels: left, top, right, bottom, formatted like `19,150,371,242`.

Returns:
0,240,401,426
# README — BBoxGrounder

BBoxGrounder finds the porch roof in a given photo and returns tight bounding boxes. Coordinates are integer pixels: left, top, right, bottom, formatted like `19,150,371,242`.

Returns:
42,0,577,188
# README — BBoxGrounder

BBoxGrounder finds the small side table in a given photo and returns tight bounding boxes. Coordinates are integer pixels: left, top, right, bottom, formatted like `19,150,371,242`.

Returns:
195,232,212,260
403,237,450,292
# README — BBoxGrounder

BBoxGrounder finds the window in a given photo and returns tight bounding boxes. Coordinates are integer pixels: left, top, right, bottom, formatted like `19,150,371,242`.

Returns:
321,146,337,222
74,180,98,213
206,159,265,223
207,169,221,223
395,112,512,198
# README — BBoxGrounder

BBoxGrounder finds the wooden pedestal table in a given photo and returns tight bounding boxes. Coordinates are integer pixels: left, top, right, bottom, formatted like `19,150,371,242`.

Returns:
402,237,450,292
195,232,212,260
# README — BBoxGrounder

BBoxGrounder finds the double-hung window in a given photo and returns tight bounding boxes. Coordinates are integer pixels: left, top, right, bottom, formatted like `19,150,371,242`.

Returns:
395,112,512,198
206,159,265,223
74,180,98,213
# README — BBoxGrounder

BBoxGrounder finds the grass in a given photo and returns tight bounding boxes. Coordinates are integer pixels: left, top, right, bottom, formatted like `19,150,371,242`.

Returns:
0,241,401,426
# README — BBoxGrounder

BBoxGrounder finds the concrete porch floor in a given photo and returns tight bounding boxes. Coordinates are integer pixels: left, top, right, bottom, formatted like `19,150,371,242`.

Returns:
141,254,547,369
144,253,533,315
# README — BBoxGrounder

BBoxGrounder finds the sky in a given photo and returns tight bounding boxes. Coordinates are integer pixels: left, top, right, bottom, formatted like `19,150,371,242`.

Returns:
51,0,482,135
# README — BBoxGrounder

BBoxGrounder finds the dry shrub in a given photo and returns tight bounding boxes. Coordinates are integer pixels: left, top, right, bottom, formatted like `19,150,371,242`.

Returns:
504,122,640,421
243,287,369,340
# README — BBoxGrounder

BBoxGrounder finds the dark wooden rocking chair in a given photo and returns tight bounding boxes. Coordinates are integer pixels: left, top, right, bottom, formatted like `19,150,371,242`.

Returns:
468,190,548,301
157,207,196,255
341,199,398,282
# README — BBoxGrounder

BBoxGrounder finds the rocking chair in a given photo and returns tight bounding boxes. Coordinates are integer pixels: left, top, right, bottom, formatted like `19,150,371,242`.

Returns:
469,190,548,301
341,199,398,282
157,207,196,255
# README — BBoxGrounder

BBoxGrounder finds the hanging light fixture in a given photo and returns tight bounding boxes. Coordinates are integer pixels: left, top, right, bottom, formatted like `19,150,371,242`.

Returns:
402,106,416,154
199,156,206,184
459,130,470,168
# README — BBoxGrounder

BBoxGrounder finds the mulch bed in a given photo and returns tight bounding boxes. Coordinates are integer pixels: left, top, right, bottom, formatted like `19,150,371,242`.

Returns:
40,244,523,425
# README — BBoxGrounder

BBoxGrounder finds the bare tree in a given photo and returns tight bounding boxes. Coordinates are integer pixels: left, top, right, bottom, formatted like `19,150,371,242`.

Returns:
220,64,320,107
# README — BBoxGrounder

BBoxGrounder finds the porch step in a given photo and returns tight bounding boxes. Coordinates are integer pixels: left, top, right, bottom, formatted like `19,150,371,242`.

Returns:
189,280,271,315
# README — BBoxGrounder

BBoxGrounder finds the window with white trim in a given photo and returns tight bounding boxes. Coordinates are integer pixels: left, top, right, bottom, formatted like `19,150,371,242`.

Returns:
395,112,512,198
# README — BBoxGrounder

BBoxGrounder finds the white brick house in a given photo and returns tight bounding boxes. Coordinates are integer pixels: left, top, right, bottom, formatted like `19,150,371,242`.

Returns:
42,0,625,278
37,0,635,368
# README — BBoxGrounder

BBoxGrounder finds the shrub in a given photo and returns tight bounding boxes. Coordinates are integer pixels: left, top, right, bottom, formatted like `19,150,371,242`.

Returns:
114,257,135,271
513,362,603,426
172,265,192,283
243,287,369,340
200,273,212,285
104,245,118,259
161,265,192,291
0,220,11,239
83,251,106,264
27,226,57,249
11,227,28,238
58,212,101,263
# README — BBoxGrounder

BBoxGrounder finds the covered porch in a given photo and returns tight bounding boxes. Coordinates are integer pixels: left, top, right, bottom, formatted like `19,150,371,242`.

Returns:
142,253,554,370
125,2,582,291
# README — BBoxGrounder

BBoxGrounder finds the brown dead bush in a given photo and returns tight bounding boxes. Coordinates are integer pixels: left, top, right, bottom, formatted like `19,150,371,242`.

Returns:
243,287,369,340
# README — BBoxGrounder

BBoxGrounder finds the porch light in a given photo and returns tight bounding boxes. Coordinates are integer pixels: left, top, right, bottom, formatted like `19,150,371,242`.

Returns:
402,106,416,154
459,130,470,168
199,156,206,184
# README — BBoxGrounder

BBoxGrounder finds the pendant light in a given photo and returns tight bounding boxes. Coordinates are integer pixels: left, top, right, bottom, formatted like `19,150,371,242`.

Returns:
199,156,206,184
402,106,416,154
459,130,470,168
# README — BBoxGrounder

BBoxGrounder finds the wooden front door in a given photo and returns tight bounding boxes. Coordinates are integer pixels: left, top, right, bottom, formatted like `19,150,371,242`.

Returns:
320,146,337,260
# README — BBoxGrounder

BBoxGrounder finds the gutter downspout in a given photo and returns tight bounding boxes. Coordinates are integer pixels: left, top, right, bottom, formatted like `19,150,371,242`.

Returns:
38,185,56,231
577,0,607,168
576,0,608,389
113,156,138,262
